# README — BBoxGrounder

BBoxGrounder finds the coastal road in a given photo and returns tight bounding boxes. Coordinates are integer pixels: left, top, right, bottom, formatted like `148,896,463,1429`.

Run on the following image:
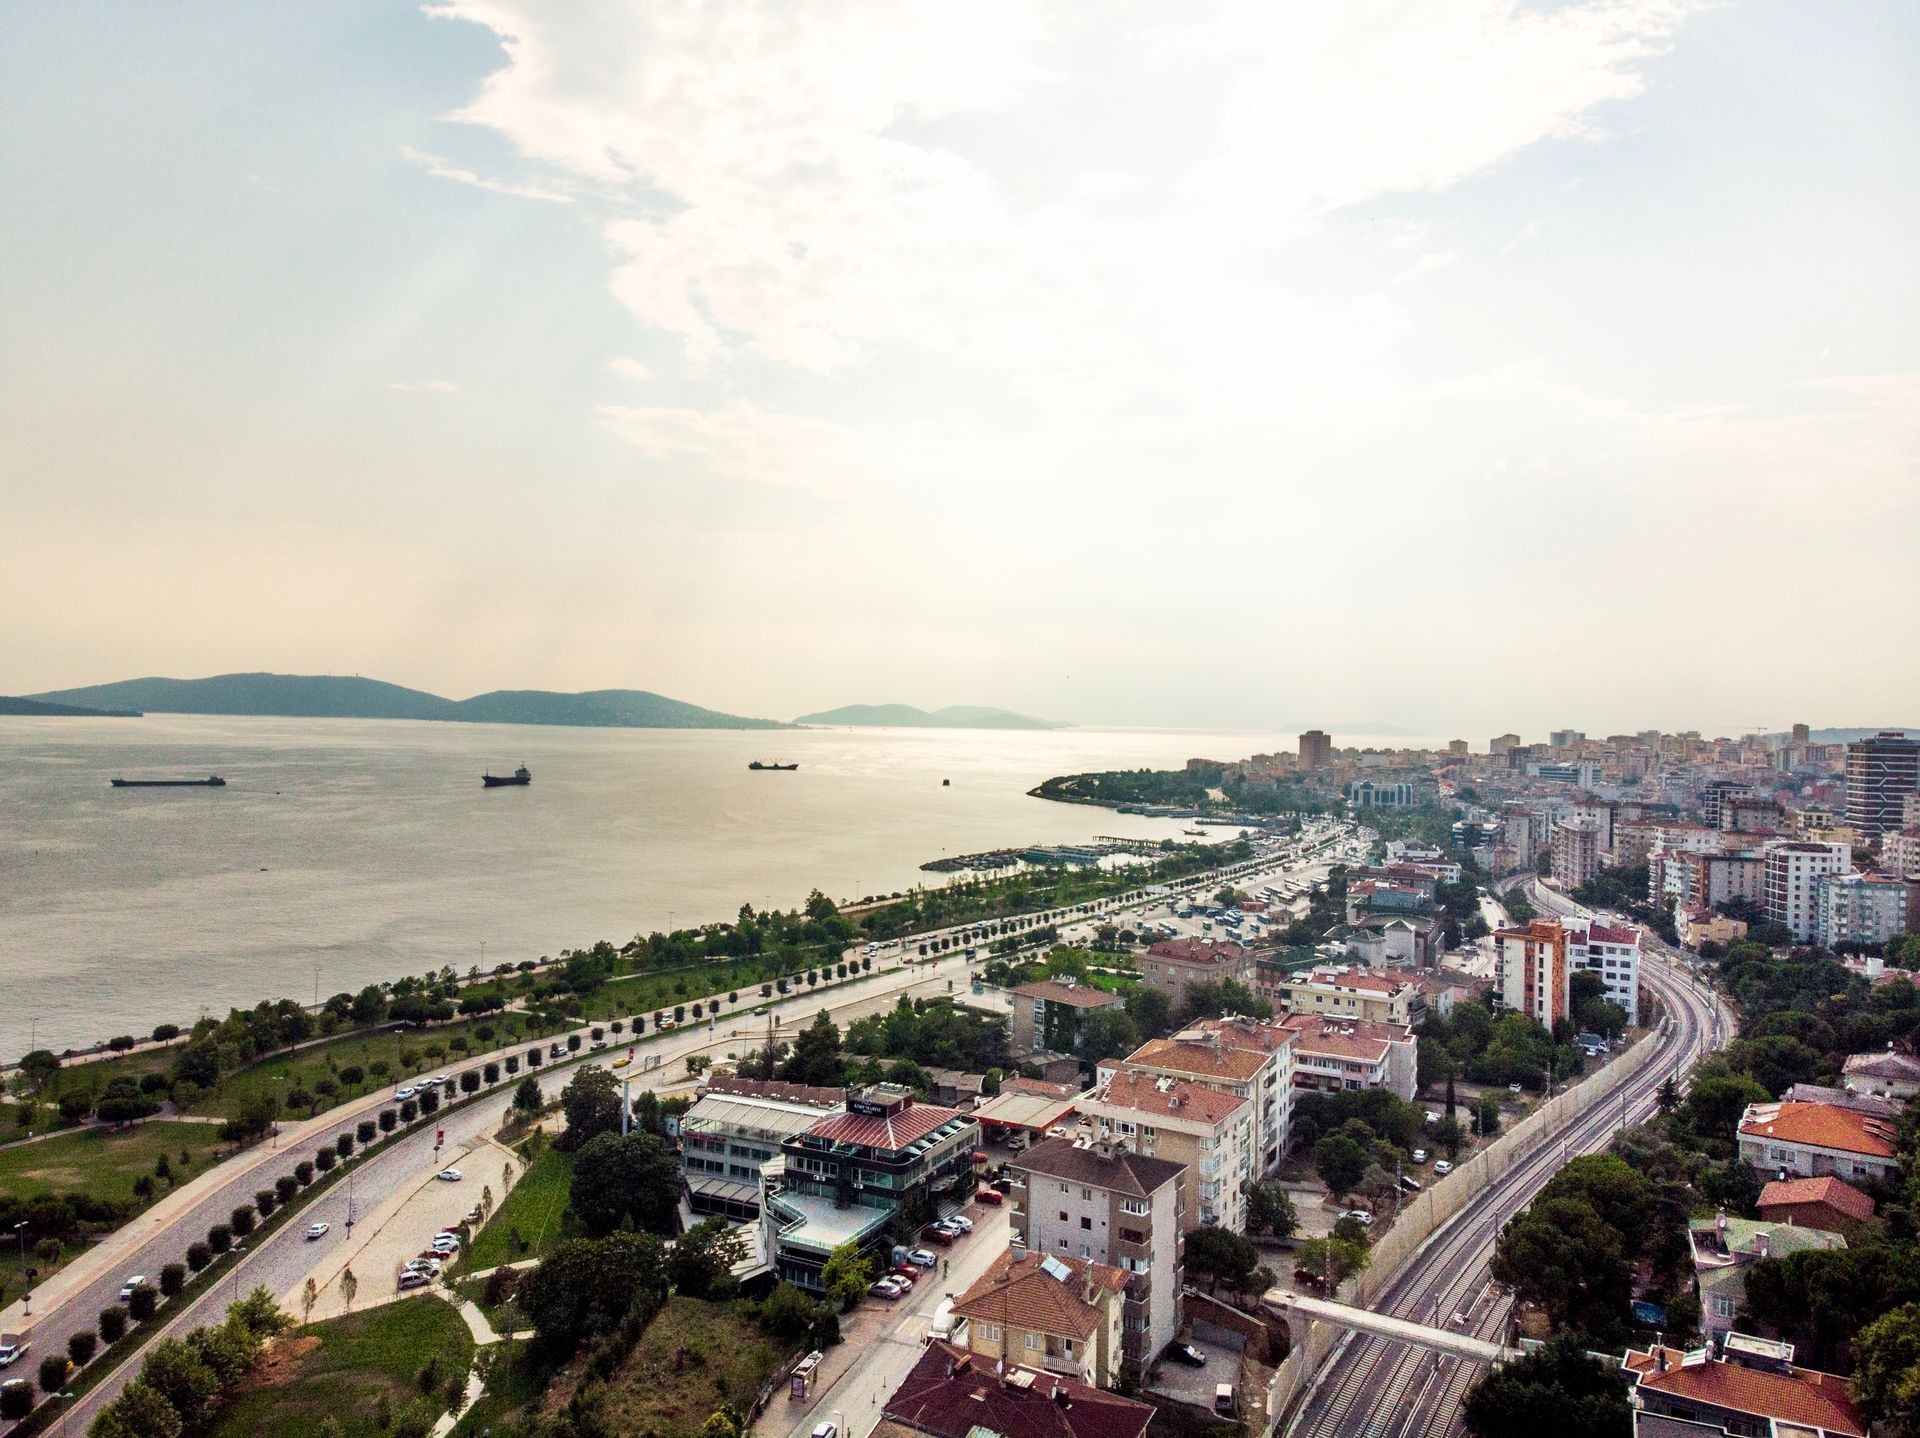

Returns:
1284,883,1725,1438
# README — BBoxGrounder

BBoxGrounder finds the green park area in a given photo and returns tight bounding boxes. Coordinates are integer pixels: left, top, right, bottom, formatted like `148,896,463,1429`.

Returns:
462,1138,573,1273
209,1296,475,1438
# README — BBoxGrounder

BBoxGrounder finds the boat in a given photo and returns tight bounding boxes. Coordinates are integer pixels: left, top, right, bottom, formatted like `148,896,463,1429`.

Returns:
1183,827,1206,836
748,761,799,772
111,775,226,788
483,766,532,787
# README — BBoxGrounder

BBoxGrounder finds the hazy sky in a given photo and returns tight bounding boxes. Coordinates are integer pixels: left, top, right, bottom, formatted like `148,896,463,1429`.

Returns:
3,1,1916,736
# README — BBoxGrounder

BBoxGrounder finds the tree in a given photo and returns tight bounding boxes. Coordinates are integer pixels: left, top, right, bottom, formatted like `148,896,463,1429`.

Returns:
1125,987,1173,1041
557,1067,623,1152
219,1090,280,1146
519,1233,667,1361
338,1267,357,1312
668,1217,748,1299
1462,1335,1631,1438
229,1205,256,1237
1074,1009,1140,1065
1490,1197,1631,1338
140,1337,219,1432
302,1277,318,1325
0,1383,30,1421
568,1131,681,1237
68,1330,98,1366
98,1306,129,1344
1472,1094,1502,1137
1433,1115,1466,1156
1656,1075,1681,1114
1185,1227,1261,1294
701,1405,746,1438
1853,1302,1920,1435
1313,1134,1369,1196
1243,1181,1298,1238
96,1380,183,1438
38,1352,68,1394
779,1013,847,1087
1294,1236,1369,1290
821,1241,873,1313
513,1075,542,1115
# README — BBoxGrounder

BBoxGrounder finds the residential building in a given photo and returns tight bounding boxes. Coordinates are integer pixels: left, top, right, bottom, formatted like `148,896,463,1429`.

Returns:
1881,826,1920,877
1346,777,1439,809
680,1083,845,1221
1278,1012,1418,1102
1550,729,1586,750
1138,937,1254,1012
1079,1070,1253,1229
1669,852,1768,911
1010,1137,1186,1379
1812,872,1910,949
1298,729,1332,770
1780,1082,1904,1120
1573,919,1644,1026
1494,919,1570,1027
1677,905,1747,952
1489,733,1521,756
1551,817,1602,887
1761,840,1851,941
1260,965,1415,1026
1736,1100,1900,1185
1623,1335,1866,1438
766,1084,979,1292
1723,795,1786,834
1756,1175,1876,1234
1841,1048,1920,1100
1009,979,1128,1058
1112,1016,1295,1174
1700,780,1755,829
950,1251,1130,1389
879,1343,1154,1438
1688,1213,1845,1337
1845,730,1920,837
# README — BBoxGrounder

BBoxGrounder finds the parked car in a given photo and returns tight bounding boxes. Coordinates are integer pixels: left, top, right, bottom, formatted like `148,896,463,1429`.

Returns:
923,1225,955,1246
945,1214,974,1233
976,1188,1004,1206
402,1257,442,1277
892,1264,922,1283
1167,1342,1208,1368
812,1423,839,1438
394,1087,416,1100
119,1276,147,1301
305,1222,331,1240
1399,1176,1422,1193
398,1271,431,1291
907,1248,937,1268
868,1277,908,1300
1507,1083,1523,1093
0,1337,30,1368
437,1168,463,1182
1433,1160,1454,1176
1339,1209,1375,1228
425,1075,448,1086
1410,1149,1428,1164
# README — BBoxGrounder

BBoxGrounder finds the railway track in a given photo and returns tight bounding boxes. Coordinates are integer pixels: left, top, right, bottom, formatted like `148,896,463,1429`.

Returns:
1287,888,1725,1438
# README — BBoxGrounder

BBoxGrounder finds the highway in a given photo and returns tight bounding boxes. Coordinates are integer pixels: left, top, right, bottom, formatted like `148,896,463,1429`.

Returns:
1285,880,1727,1438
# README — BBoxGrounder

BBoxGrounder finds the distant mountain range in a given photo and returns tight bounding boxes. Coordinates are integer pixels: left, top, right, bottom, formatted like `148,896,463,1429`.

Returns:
0,695,140,717
1801,727,1916,744
26,673,790,730
794,702,1065,730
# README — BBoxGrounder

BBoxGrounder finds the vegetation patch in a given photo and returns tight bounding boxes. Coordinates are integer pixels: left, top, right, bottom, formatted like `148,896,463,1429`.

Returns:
546,1297,783,1438
464,1139,573,1271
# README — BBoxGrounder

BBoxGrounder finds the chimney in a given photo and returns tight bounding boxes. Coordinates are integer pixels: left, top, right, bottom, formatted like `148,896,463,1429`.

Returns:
1755,1232,1770,1259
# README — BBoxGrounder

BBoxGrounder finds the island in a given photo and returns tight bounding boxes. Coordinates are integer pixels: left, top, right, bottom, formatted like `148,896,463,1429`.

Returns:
0,695,141,717
793,702,1064,730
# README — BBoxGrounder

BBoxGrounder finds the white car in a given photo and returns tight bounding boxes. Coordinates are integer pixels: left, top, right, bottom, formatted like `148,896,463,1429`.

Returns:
946,1214,974,1233
0,1339,29,1368
1507,1083,1523,1094
305,1222,330,1240
431,1233,461,1252
436,1168,462,1182
1411,1149,1428,1164
1338,1210,1375,1229
119,1276,147,1301
402,1257,443,1277
812,1425,839,1438
426,1075,448,1086
1433,1160,1454,1176
394,1086,416,1100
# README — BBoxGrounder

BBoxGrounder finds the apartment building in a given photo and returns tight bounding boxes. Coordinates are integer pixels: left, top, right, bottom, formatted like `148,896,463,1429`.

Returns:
1762,840,1852,941
950,1250,1130,1389
1677,905,1747,952
1138,937,1255,1012
1078,1070,1253,1230
1550,817,1601,888
1882,827,1920,877
1298,729,1332,769
1812,871,1910,949
1010,1137,1186,1379
1278,1012,1418,1102
1624,1335,1866,1438
1494,919,1570,1027
1110,1016,1294,1174
1737,1100,1900,1185
1260,966,1415,1026
879,1342,1155,1438
1688,1213,1845,1337
1845,731,1920,837
1575,920,1644,1026
1008,978,1127,1058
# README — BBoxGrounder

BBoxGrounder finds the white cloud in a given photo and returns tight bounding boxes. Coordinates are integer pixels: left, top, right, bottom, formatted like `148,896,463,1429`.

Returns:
399,144,574,204
386,379,459,393
605,357,652,382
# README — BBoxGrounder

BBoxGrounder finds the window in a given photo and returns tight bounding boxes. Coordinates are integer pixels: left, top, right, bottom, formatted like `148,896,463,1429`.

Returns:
1081,1187,1092,1200
1713,1298,1735,1319
1026,1333,1041,1351
1060,1211,1069,1222
1059,1182,1071,1194
979,1323,999,1342
1080,1216,1092,1230
1121,1198,1149,1216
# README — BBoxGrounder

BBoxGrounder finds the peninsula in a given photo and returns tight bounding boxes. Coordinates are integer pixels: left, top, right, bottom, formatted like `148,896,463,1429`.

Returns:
794,701,1064,729
0,694,140,717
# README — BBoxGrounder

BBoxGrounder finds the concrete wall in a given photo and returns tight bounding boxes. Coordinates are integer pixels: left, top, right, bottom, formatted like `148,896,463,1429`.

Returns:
1256,1023,1664,1435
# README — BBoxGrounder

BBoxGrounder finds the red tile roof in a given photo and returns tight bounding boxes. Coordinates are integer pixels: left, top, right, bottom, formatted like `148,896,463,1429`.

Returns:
1146,937,1250,966
882,1342,1154,1438
950,1250,1126,1341
1279,1013,1412,1063
1738,1101,1898,1158
1089,1070,1247,1125
1583,921,1641,946
1633,1354,1866,1437
806,1101,966,1151
1757,1175,1877,1222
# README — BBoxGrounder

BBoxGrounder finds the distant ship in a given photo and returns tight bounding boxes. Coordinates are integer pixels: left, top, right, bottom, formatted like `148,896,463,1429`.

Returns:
111,775,227,788
483,766,532,787
748,761,799,772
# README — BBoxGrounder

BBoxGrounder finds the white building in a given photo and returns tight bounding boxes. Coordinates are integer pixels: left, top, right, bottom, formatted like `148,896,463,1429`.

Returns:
1078,1071,1254,1231
1812,872,1910,949
1277,1013,1418,1102
1763,840,1853,941
1569,920,1643,1027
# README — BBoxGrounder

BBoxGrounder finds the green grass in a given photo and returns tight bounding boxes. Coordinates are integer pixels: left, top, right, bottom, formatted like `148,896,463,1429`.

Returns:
210,1296,475,1438
465,1141,573,1271
0,1120,233,1206
450,1341,545,1438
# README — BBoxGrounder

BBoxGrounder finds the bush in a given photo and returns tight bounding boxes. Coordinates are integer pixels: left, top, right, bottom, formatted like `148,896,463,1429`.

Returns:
159,1263,186,1296
208,1224,232,1254
460,1072,480,1095
276,1176,299,1204
231,1205,256,1236
399,1100,418,1124
419,1088,440,1116
315,1148,336,1173
566,1035,581,1053
505,1055,520,1075
107,1035,136,1052
255,1189,277,1217
339,1065,365,1087
186,1242,212,1272
98,1306,128,1344
336,1133,354,1158
0,1382,31,1419
357,1119,377,1144
139,1072,170,1095
67,1331,97,1366
127,1285,158,1321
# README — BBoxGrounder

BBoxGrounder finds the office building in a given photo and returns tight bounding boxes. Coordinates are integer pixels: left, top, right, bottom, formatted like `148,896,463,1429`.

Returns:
1845,731,1920,837
1298,729,1332,770
680,1081,845,1221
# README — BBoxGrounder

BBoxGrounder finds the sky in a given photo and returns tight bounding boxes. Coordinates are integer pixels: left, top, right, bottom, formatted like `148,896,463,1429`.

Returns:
2,1,1916,737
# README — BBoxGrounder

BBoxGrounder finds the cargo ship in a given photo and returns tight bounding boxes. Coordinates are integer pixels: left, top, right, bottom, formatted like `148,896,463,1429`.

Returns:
111,775,226,788
483,766,532,787
748,761,799,771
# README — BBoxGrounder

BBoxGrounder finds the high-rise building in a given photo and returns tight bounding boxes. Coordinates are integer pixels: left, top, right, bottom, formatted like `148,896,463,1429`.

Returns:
1495,918,1642,1027
1490,733,1521,756
1791,723,1812,745
1763,840,1852,941
1846,732,1920,837
1550,729,1586,749
1551,818,1602,888
1701,780,1756,829
1298,729,1333,769
1812,873,1910,949
1447,739,1469,757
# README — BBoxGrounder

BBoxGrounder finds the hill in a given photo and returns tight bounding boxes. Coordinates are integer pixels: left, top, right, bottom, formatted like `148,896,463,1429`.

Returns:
0,695,141,717
794,702,1064,730
29,673,788,730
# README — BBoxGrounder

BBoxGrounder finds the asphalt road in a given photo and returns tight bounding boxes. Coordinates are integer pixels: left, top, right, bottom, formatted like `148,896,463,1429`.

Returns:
1285,880,1726,1438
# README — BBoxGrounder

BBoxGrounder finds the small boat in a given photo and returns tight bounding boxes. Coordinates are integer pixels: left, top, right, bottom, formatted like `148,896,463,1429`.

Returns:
748,761,799,772
111,775,226,788
483,766,532,787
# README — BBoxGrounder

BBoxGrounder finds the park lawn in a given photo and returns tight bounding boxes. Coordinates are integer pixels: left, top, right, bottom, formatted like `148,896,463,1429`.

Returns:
0,1120,233,1206
464,1141,573,1272
450,1340,545,1437
550,1297,784,1438
211,1294,474,1438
